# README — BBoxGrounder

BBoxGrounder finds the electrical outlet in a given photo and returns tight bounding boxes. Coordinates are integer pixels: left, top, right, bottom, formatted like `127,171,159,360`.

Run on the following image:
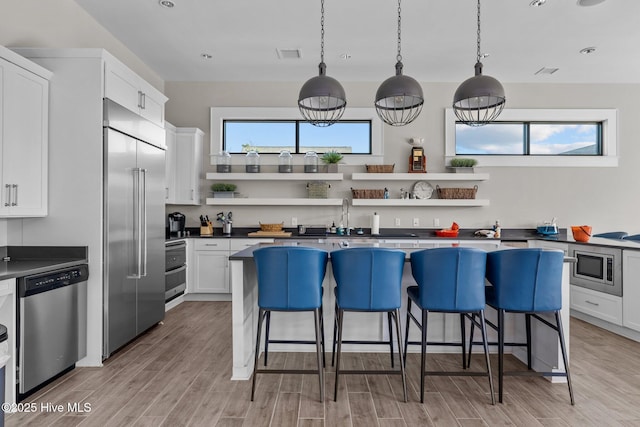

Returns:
433,218,440,227
291,217,298,227
395,218,401,226
413,217,420,227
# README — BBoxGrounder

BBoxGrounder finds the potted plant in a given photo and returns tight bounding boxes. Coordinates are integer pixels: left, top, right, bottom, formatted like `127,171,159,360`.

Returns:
211,183,237,198
448,157,477,173
321,151,344,173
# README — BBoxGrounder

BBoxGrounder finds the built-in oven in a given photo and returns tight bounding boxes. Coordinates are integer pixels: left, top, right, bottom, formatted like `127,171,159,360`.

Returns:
569,244,622,296
165,240,186,302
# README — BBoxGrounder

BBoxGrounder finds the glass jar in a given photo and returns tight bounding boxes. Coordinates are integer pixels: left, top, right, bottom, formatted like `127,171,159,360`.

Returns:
278,150,293,173
245,150,260,173
216,151,231,173
304,151,318,173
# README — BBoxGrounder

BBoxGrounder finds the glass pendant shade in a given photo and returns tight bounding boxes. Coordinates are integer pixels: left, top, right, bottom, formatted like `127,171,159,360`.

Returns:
453,62,505,126
375,61,424,126
298,62,346,127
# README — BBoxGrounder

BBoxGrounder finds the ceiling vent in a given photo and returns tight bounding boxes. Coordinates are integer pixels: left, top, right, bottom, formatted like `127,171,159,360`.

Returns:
276,49,302,59
535,67,560,75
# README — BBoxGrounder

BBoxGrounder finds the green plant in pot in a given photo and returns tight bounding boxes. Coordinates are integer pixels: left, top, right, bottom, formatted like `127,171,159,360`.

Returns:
321,151,343,173
211,183,237,198
449,157,477,172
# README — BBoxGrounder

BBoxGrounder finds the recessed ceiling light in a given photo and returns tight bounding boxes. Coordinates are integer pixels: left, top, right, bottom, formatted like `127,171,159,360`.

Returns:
201,53,212,59
580,46,596,54
159,0,175,8
530,0,547,7
276,49,302,59
340,53,352,60
577,0,606,6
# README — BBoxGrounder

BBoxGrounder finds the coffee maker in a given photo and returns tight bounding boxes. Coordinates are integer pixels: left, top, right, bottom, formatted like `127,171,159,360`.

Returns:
168,212,186,236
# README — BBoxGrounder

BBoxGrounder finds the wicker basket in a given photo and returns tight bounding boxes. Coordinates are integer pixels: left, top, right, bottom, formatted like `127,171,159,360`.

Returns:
259,222,284,232
365,164,395,173
306,182,330,199
436,185,478,199
351,188,385,199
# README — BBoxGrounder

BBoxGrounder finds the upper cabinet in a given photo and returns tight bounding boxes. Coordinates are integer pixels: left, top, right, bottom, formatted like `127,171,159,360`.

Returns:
0,47,51,217
104,58,167,127
166,125,203,205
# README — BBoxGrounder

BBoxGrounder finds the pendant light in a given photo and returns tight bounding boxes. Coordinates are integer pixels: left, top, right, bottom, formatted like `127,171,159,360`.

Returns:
298,0,346,127
374,0,423,127
453,0,505,127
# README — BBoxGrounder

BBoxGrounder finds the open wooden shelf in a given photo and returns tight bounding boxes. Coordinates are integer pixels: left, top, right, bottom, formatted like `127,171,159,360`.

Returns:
206,172,343,181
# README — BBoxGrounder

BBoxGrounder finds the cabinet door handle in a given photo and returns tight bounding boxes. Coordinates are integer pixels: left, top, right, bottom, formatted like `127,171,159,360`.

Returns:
141,92,146,110
204,244,218,247
12,184,18,206
191,189,194,200
137,90,143,109
4,184,10,207
585,300,600,307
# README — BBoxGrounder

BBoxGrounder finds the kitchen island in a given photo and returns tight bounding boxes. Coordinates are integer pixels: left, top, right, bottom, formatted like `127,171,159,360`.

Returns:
228,239,572,383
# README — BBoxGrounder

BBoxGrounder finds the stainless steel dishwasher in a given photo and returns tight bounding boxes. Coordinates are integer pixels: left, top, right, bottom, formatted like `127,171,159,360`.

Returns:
17,264,88,397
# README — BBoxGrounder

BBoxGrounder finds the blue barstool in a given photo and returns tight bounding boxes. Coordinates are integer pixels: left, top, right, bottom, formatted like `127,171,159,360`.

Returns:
470,248,574,405
405,247,495,404
594,231,628,239
622,234,640,242
331,248,407,402
251,246,329,402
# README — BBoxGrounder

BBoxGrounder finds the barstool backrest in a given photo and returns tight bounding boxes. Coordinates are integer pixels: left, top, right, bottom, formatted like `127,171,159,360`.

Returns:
254,246,328,310
594,231,628,239
410,247,487,312
486,248,564,312
331,248,405,311
622,234,640,242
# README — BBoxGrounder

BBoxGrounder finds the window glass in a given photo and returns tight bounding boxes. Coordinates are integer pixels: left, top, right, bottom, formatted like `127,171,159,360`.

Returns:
299,121,370,154
529,124,600,155
455,123,524,155
223,121,295,153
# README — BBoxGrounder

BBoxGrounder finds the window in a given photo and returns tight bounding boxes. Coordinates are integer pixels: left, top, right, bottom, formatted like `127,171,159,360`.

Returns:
211,107,384,165
445,108,618,167
223,120,371,154
455,122,602,155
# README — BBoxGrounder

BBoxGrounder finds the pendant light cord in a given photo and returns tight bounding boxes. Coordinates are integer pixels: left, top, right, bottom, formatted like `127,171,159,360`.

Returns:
320,0,325,64
396,0,402,62
476,0,482,63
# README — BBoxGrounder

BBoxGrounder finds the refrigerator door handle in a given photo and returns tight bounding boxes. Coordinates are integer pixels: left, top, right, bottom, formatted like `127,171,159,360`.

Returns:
140,168,148,277
131,168,143,279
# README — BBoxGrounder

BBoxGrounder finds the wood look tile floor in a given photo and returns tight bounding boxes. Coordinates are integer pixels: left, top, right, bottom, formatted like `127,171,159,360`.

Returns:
7,301,640,426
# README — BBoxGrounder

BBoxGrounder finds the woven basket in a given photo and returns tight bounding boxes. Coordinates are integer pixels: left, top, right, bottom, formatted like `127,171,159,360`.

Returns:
306,182,330,199
351,188,385,199
365,164,395,173
259,222,284,232
436,185,478,199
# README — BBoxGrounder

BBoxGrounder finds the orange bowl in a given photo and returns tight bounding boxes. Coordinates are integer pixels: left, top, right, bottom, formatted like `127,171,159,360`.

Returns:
435,229,459,238
571,225,592,242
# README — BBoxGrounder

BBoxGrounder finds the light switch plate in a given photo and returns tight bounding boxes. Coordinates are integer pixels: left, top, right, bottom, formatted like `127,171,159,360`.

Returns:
413,218,420,227
395,218,401,226
291,217,297,227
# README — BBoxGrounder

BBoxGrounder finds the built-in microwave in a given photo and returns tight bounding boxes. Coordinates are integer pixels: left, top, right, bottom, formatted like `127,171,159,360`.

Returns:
569,245,622,296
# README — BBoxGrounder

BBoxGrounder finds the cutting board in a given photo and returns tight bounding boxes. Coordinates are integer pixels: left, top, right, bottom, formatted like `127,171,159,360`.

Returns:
247,231,292,237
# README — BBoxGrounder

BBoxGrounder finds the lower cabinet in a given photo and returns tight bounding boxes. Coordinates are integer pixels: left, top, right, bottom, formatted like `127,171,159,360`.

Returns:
571,285,623,325
188,238,274,294
623,249,640,332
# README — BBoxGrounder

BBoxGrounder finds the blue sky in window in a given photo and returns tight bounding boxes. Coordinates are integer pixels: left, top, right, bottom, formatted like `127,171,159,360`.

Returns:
224,121,370,153
456,123,598,155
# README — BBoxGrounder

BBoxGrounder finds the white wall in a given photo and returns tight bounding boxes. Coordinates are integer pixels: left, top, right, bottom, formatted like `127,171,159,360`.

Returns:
165,81,640,234
0,0,163,91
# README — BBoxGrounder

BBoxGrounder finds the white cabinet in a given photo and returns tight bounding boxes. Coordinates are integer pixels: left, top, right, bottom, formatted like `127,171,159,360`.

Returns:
170,127,203,205
0,49,50,217
164,122,177,203
623,250,640,332
190,240,231,293
104,59,167,126
571,285,622,325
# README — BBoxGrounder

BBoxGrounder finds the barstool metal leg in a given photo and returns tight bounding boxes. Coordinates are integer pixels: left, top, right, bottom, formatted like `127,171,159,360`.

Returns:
498,308,505,403
251,308,265,401
264,311,271,366
403,297,412,367
313,308,325,402
466,313,476,368
334,308,344,401
525,313,532,370
420,308,428,403
460,313,467,369
555,311,575,405
393,308,408,402
319,305,326,368
479,310,495,405
331,303,338,367
388,312,395,368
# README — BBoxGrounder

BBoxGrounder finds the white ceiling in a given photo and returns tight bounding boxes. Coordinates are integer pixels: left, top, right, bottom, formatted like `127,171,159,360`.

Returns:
73,0,640,84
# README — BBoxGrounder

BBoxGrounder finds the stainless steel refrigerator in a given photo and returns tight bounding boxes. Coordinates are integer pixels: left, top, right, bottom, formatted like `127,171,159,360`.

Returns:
103,99,166,357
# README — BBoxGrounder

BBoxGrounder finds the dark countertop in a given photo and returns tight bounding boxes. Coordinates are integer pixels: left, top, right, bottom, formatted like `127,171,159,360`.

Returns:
0,246,88,281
